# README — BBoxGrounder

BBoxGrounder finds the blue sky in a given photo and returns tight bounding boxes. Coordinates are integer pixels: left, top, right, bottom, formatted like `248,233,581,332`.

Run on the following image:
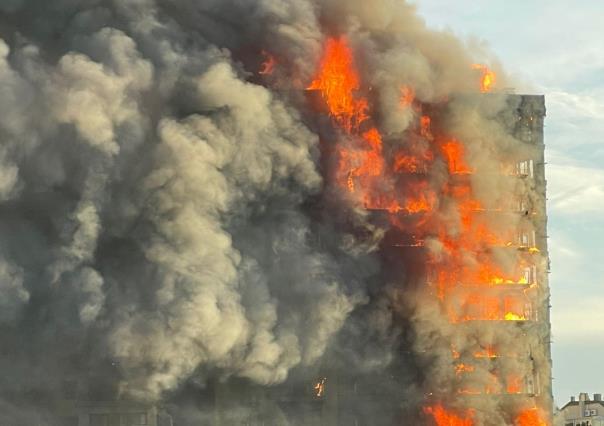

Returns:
414,0,604,406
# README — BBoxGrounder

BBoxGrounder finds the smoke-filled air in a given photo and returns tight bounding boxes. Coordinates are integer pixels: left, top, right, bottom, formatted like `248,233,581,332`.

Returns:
0,0,552,425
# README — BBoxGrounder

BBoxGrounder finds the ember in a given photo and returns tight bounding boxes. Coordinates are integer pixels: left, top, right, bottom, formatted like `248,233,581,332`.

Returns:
314,378,326,398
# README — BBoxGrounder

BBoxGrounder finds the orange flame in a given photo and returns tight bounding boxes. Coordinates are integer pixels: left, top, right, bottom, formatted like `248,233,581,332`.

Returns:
337,128,384,193
307,37,368,133
421,115,433,139
394,154,422,173
474,346,498,358
441,139,473,174
451,294,528,323
451,347,461,359
455,364,475,376
472,64,496,93
515,408,547,426
307,38,534,419
404,190,437,214
429,149,534,298
424,404,474,426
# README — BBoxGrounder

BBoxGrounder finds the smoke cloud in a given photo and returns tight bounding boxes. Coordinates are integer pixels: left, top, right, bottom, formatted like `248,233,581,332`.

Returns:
0,1,550,424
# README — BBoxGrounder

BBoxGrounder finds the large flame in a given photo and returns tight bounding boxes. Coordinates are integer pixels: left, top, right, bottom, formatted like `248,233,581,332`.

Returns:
308,35,544,422
515,408,547,426
424,404,474,426
441,139,473,174
307,37,368,133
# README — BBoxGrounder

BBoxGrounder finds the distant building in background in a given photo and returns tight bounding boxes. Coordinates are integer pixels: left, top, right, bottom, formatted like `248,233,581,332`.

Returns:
558,393,604,426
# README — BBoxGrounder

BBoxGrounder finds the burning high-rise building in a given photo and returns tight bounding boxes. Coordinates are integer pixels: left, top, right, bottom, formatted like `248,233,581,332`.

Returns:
285,36,553,425
0,1,553,424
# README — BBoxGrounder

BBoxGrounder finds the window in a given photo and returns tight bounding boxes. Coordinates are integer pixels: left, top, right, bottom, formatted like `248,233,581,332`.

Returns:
515,160,534,178
518,230,536,248
521,265,536,285
519,231,530,247
513,197,531,215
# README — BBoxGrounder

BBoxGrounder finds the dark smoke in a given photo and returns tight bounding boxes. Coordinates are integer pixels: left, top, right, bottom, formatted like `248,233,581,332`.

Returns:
0,1,548,425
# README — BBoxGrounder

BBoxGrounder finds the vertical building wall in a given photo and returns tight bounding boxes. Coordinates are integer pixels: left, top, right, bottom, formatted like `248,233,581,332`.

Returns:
509,94,553,418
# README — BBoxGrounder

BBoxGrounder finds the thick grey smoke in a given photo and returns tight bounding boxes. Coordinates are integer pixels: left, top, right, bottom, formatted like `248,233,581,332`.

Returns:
0,1,550,424
0,0,352,403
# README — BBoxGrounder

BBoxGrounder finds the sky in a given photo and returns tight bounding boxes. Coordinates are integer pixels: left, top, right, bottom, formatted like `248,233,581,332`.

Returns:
413,0,604,407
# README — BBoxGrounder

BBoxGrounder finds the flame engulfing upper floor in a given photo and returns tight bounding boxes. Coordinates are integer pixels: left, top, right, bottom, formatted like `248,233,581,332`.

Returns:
297,35,552,425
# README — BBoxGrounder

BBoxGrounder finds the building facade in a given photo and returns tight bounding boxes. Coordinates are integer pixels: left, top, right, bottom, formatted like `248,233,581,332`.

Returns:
207,92,553,425
559,393,604,426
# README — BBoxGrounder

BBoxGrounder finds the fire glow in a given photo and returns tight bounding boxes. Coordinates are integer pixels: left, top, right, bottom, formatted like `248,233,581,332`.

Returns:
424,404,474,426
308,36,547,425
515,408,547,426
